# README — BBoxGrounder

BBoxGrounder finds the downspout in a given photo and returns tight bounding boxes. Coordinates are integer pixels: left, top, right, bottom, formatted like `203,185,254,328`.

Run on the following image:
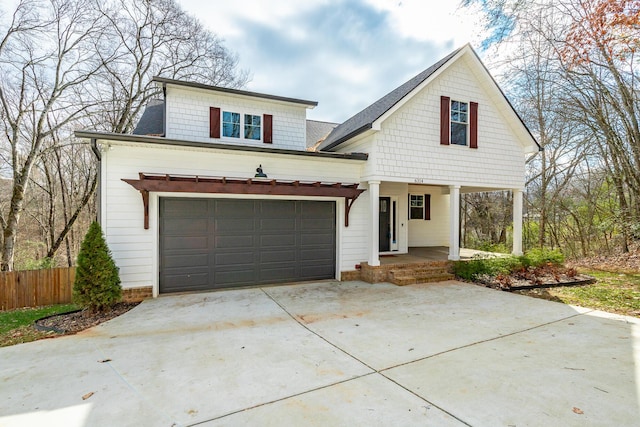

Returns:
90,138,102,225
162,82,167,137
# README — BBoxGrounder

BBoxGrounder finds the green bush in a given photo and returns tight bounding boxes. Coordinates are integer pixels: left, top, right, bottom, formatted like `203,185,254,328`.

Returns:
519,248,564,268
452,248,565,281
476,241,511,254
452,254,522,280
73,222,122,313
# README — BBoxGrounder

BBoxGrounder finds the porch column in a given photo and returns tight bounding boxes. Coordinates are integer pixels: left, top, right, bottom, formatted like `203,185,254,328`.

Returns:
368,180,381,267
448,185,460,261
512,188,523,256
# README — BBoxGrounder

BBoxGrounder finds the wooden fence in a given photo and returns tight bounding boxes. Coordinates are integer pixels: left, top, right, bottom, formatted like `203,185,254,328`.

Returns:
0,267,76,311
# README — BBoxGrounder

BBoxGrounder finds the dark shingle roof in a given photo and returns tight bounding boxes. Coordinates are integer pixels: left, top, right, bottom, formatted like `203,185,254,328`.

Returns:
306,119,338,149
318,46,464,151
132,99,164,136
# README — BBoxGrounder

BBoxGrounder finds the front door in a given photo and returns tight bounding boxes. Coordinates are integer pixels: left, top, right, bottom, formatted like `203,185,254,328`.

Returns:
379,197,391,252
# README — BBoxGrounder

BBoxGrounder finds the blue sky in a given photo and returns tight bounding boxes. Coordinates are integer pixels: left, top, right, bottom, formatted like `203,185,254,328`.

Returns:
178,0,485,123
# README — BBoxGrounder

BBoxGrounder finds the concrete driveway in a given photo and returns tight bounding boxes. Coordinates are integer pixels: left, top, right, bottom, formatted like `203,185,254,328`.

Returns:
1,281,639,426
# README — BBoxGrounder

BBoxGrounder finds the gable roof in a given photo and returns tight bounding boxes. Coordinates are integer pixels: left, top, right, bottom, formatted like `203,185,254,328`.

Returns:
306,119,338,149
133,99,164,136
319,44,541,152
318,47,463,151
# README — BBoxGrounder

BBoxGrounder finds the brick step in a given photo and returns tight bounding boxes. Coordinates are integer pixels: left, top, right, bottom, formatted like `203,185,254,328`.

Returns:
388,267,451,281
390,273,455,286
386,261,450,270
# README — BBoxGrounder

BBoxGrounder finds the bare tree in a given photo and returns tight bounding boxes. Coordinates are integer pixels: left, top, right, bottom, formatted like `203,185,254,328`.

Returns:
462,0,640,255
0,0,249,271
0,0,105,271
87,0,249,133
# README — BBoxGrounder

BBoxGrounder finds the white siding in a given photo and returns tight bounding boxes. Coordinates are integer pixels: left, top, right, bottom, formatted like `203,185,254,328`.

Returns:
165,86,309,151
340,184,370,271
336,56,527,189
101,141,367,290
406,185,450,247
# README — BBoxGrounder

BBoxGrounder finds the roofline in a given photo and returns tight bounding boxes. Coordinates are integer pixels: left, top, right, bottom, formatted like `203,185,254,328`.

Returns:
466,48,542,152
371,46,467,132
152,77,318,108
322,46,464,150
323,43,542,152
74,131,368,161
321,123,373,152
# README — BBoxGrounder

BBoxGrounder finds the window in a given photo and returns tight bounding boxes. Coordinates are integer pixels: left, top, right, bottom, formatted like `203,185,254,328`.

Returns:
222,111,240,138
212,108,270,143
410,195,424,219
244,114,261,140
409,194,431,220
450,100,468,145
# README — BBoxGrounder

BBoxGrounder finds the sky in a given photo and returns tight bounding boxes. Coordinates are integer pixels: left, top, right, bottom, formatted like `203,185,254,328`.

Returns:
177,0,486,123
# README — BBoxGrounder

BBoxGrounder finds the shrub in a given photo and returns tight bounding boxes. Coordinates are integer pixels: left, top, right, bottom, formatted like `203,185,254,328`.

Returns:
520,248,565,268
73,222,122,313
452,254,522,281
452,248,566,282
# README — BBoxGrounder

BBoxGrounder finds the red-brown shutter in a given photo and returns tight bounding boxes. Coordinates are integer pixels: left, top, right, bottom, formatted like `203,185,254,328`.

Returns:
470,101,478,149
209,107,220,138
440,96,450,145
424,194,431,220
263,114,273,144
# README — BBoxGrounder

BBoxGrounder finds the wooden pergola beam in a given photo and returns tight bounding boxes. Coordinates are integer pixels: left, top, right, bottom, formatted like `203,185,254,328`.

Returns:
122,173,365,230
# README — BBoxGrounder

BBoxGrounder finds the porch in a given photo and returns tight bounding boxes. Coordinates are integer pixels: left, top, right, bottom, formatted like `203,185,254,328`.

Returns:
369,181,523,266
348,246,503,286
379,246,499,264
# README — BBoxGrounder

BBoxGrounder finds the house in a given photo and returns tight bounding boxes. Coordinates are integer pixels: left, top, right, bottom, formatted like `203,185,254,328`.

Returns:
75,44,540,300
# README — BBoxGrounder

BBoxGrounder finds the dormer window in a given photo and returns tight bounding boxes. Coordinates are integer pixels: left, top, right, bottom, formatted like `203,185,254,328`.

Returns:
244,114,261,140
210,107,273,144
222,111,241,138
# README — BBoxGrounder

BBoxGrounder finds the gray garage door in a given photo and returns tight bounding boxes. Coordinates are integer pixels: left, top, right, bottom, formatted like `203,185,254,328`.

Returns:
159,198,336,293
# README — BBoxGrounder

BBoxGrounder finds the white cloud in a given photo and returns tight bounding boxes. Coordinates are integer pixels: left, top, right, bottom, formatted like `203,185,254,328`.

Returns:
177,0,486,122
363,0,483,46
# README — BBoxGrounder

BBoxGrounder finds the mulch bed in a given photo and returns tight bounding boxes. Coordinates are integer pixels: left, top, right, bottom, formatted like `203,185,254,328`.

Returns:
35,302,139,334
474,264,595,291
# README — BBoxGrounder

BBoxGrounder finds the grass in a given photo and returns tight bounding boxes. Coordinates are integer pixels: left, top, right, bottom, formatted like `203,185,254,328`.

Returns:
0,303,78,347
516,268,640,318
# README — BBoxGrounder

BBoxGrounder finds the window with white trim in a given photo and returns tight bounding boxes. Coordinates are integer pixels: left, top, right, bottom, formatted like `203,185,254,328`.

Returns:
244,114,261,140
222,111,240,138
410,195,424,219
450,100,468,146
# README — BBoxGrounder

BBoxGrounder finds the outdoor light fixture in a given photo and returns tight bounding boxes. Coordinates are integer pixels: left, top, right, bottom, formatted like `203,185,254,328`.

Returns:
255,164,267,178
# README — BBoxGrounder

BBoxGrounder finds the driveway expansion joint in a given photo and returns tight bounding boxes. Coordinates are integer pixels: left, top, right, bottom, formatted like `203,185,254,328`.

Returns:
259,286,475,427
379,310,592,374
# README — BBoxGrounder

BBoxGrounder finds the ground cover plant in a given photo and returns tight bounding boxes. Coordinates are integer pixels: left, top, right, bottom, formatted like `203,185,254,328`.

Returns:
452,248,571,288
0,304,78,347
515,269,640,318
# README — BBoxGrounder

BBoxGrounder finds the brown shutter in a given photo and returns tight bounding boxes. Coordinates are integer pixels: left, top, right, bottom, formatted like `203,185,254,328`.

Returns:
470,101,478,149
263,114,273,144
440,96,450,145
209,107,220,138
424,194,431,220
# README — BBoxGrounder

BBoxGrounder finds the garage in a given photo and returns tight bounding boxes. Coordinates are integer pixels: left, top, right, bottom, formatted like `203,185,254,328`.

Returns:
159,197,336,293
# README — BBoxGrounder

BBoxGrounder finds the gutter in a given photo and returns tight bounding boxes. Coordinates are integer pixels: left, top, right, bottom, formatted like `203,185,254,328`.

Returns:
74,131,368,161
